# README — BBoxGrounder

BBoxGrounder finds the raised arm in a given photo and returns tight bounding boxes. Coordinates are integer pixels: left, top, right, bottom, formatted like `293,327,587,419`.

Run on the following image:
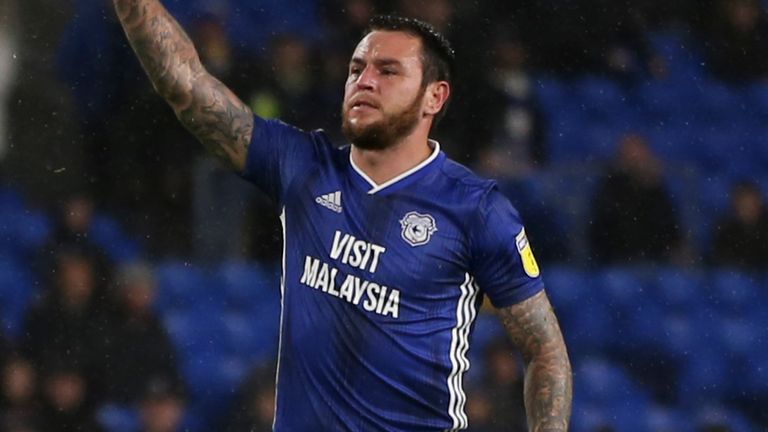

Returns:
113,0,253,171
497,290,572,432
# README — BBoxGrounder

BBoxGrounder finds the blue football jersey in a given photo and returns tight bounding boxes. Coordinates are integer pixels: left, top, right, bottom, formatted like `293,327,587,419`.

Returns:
240,116,545,431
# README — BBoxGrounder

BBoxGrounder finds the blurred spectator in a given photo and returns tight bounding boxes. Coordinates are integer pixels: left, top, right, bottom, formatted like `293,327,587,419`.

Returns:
464,386,495,432
35,192,111,280
138,377,186,432
21,248,111,387
99,262,183,403
589,134,682,264
470,32,547,178
188,15,280,263
483,339,526,432
0,0,18,162
396,0,454,34
39,362,101,432
224,366,276,432
321,0,377,54
0,355,41,431
248,34,324,128
4,0,81,200
711,181,768,269
699,0,768,82
510,0,664,80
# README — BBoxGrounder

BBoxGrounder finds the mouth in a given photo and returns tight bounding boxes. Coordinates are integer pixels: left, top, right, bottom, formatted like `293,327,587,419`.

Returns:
349,100,379,111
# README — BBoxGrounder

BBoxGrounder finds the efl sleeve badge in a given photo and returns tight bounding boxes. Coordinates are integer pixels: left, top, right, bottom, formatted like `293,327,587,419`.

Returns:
515,228,540,278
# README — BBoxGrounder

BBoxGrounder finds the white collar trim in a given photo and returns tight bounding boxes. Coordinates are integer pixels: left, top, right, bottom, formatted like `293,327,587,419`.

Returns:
350,140,441,195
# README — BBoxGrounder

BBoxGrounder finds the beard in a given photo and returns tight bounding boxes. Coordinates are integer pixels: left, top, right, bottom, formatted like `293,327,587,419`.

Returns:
341,88,425,151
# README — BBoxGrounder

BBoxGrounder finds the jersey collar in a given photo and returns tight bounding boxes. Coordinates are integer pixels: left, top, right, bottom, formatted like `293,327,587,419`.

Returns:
349,140,444,195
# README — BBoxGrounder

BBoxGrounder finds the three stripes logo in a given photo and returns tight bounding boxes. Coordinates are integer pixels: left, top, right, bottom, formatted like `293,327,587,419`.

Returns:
315,191,342,213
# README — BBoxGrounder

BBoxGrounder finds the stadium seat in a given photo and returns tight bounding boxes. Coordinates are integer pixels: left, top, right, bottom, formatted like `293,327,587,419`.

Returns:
542,265,589,310
534,75,568,117
573,357,652,414
216,260,281,311
677,347,735,406
0,255,35,340
693,404,757,432
89,214,141,263
597,267,645,311
647,31,706,80
651,267,703,311
155,261,218,312
221,311,279,362
96,404,141,432
182,354,248,426
0,208,51,255
709,269,762,314
163,309,227,357
574,77,628,123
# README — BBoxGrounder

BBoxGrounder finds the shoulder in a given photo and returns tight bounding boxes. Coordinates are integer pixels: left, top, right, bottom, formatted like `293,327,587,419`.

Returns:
437,157,498,200
435,157,523,229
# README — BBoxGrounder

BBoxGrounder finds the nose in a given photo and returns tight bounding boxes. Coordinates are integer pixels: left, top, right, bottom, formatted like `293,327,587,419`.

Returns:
354,65,377,91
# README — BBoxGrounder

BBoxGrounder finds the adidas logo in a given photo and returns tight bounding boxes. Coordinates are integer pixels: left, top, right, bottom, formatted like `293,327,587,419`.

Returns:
315,191,342,213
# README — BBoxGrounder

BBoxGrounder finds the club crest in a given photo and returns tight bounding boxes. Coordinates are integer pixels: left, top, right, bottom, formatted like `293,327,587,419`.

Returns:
399,211,437,247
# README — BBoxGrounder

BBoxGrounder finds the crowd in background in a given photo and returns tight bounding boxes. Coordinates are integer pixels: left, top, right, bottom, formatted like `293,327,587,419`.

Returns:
1,0,768,430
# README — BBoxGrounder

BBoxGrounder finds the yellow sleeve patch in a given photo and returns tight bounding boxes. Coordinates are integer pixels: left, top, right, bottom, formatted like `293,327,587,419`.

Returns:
515,228,540,278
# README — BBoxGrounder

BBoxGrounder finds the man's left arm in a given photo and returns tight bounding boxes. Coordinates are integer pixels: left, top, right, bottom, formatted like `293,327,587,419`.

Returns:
497,290,572,432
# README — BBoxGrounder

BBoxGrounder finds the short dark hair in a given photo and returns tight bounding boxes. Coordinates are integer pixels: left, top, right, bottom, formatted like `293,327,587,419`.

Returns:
365,15,455,121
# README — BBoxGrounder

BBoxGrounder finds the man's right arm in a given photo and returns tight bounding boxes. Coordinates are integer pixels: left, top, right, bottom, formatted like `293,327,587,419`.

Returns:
113,0,253,171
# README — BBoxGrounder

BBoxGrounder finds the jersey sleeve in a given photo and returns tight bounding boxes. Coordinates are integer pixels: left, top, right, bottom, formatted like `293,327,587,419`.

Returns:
469,187,545,308
239,115,324,206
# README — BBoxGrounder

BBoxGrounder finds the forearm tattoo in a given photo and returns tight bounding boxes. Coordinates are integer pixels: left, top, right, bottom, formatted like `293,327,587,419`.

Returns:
113,0,253,170
498,291,572,432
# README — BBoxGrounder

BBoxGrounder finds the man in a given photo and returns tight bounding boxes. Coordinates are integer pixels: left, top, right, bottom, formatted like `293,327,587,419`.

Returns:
113,1,572,430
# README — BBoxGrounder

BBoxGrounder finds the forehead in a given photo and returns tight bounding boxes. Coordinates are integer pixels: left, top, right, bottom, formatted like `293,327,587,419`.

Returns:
351,30,423,67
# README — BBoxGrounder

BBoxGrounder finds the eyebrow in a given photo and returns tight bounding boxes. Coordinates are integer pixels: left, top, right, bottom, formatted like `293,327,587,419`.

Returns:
350,57,404,68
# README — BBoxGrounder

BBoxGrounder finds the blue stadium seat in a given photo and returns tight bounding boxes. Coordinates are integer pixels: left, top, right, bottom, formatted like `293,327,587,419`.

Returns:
96,404,140,432
216,260,281,311
717,315,759,358
0,185,24,213
89,214,141,263
0,255,35,340
542,265,589,310
574,77,629,123
651,267,703,311
155,261,218,312
597,268,645,311
693,404,757,432
677,346,735,406
709,269,761,314
643,405,694,432
573,357,652,416
163,309,227,357
221,311,279,362
182,354,248,425
746,82,768,118
0,208,51,255
534,75,568,117
647,31,706,80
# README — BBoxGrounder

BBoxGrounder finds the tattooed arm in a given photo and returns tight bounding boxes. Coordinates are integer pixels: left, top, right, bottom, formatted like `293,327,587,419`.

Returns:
113,0,253,171
498,290,572,432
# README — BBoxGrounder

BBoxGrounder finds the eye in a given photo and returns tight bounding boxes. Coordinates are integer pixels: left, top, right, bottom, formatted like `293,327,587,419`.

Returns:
381,68,397,76
349,66,362,77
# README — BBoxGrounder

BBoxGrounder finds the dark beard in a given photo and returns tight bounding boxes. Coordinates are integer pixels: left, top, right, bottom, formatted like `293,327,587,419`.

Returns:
341,88,425,151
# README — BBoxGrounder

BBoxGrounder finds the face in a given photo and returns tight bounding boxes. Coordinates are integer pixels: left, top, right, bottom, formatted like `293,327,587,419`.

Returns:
58,255,95,306
342,30,429,150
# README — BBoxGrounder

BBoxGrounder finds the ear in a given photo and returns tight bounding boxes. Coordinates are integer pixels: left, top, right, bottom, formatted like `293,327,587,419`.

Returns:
423,81,450,116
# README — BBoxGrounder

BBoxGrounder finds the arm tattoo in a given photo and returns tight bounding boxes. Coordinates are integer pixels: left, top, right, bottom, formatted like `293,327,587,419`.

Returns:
113,0,253,171
498,291,572,432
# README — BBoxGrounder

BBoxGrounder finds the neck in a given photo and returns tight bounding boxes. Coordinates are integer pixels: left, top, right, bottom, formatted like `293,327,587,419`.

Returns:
350,129,434,185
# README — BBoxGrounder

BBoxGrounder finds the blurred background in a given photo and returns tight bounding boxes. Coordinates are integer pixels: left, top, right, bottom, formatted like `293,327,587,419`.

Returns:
0,0,767,430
